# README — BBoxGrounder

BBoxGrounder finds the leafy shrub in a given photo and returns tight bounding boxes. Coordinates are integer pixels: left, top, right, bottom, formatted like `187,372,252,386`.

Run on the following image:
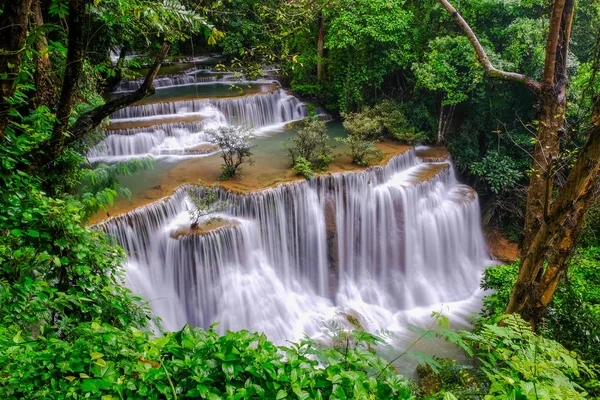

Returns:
293,156,314,180
208,125,255,180
416,358,486,398
336,134,384,166
287,118,333,171
342,109,384,140
479,262,519,324
343,100,426,144
0,322,416,399
470,151,524,195
374,100,427,143
457,314,594,399
480,251,600,368
582,200,600,247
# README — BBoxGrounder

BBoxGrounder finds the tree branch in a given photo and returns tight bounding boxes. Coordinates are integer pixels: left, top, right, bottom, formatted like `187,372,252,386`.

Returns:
67,42,170,145
31,42,169,169
438,0,541,94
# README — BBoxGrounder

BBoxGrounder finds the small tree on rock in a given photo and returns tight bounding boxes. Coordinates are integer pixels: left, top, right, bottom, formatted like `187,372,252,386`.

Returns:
185,182,228,229
208,125,255,179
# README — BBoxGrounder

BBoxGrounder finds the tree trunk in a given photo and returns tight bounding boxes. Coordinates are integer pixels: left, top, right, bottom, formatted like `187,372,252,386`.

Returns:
317,13,325,82
437,103,445,144
49,0,86,162
506,118,600,320
438,0,600,322
521,0,574,255
520,89,564,255
0,0,35,139
32,0,55,108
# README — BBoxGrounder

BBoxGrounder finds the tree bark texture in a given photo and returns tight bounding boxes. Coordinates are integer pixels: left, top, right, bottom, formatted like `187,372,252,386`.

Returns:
49,0,86,162
0,0,35,139
32,0,56,108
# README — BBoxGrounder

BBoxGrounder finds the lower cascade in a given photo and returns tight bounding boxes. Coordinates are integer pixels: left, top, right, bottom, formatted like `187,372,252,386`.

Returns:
100,149,494,344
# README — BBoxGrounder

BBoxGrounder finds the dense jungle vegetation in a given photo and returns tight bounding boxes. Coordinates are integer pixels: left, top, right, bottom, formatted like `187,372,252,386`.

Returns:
1,0,600,398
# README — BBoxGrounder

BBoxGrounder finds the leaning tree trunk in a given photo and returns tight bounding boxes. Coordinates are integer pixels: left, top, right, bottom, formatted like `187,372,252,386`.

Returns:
30,0,170,170
30,42,170,170
521,0,574,255
0,0,35,139
506,114,600,319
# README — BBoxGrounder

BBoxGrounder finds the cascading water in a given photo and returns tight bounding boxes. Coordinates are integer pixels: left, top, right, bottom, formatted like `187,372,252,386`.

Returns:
109,89,305,124
113,75,217,92
89,89,307,161
99,149,494,343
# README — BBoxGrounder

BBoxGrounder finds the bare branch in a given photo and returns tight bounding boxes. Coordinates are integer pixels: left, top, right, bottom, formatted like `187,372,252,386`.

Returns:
438,0,541,94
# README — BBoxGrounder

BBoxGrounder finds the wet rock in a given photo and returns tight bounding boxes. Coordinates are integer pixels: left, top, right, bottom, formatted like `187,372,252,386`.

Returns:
170,218,238,239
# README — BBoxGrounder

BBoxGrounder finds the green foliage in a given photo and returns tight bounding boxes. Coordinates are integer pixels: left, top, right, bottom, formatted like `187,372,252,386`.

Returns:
470,151,524,195
480,250,600,369
336,135,383,166
479,262,519,324
1,321,417,399
78,157,156,217
293,157,314,180
416,358,486,399
343,100,425,144
322,0,412,111
287,118,333,171
582,200,600,247
459,314,594,399
413,36,483,106
208,125,255,180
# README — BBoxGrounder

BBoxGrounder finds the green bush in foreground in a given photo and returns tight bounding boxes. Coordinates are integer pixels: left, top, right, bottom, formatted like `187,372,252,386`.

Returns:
480,248,600,368
0,319,415,399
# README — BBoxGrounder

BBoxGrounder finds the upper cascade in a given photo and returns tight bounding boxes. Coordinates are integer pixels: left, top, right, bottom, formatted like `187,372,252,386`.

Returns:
113,75,217,92
89,88,307,161
98,149,493,343
109,89,305,124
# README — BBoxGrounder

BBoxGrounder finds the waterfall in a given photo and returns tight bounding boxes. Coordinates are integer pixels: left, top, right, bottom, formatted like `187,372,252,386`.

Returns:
89,90,306,161
99,149,493,342
113,75,217,92
109,89,305,126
